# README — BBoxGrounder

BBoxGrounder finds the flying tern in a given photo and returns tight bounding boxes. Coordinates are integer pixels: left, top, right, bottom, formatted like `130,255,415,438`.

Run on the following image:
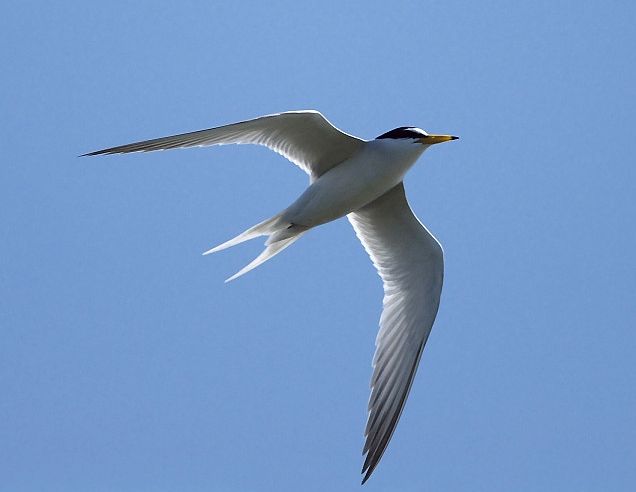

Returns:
84,110,458,483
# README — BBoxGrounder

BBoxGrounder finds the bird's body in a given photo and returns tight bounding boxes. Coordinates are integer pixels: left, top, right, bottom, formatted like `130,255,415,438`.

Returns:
284,139,426,228
84,110,458,483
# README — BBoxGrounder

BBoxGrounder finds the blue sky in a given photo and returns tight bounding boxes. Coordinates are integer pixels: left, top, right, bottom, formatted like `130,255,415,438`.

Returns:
2,1,635,491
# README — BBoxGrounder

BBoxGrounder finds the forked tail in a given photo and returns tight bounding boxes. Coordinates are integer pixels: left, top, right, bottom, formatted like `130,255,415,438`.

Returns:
203,213,307,282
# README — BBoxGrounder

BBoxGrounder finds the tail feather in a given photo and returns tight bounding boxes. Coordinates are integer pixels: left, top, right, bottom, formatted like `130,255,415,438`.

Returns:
202,214,285,256
224,233,305,282
266,223,310,245
203,213,307,281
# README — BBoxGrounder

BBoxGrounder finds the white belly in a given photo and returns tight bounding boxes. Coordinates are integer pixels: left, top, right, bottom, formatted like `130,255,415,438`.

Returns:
283,140,426,227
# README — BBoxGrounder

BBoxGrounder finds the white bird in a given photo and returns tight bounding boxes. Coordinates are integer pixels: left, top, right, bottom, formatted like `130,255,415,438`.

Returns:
84,110,458,483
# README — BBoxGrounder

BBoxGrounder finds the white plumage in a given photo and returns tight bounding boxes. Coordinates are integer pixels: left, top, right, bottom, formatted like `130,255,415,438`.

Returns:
84,110,457,483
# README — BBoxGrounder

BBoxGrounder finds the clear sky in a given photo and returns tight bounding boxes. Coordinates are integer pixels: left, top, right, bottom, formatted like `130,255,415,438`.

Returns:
2,1,635,491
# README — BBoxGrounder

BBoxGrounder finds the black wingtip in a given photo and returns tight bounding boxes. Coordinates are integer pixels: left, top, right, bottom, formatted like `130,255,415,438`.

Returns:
79,149,108,157
360,462,373,485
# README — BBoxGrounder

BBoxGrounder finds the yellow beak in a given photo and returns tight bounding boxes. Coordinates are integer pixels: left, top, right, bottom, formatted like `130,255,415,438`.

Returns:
418,135,459,145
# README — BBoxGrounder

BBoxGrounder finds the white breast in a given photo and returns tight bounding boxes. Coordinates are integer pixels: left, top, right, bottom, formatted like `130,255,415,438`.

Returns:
283,139,427,227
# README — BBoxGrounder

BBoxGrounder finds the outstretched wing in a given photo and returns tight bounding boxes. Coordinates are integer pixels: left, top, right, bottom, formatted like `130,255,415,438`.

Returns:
348,183,444,484
83,110,364,179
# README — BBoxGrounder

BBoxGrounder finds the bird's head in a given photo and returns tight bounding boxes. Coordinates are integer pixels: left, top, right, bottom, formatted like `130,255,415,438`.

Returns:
375,127,458,146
